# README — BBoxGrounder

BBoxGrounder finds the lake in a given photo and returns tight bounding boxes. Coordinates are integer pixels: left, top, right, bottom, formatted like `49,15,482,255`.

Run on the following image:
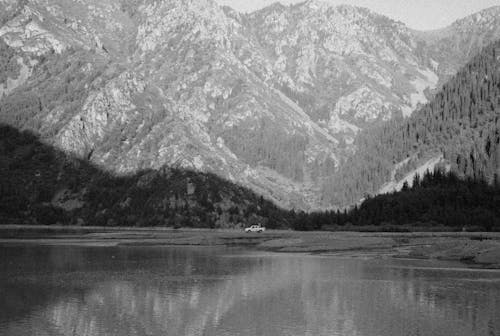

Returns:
0,245,499,336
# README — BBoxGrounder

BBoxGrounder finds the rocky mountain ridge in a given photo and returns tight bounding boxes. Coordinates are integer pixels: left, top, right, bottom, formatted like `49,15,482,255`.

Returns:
0,0,499,209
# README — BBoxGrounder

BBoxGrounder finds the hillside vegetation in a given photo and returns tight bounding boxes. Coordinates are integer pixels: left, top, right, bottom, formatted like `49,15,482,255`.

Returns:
0,124,290,228
326,40,500,207
303,171,500,232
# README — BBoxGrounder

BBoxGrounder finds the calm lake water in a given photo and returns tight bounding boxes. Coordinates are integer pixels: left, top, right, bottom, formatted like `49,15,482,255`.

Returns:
0,245,499,336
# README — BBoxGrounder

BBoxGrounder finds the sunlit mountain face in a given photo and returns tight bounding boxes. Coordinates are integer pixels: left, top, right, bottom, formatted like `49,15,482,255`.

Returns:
0,0,499,209
1,245,499,336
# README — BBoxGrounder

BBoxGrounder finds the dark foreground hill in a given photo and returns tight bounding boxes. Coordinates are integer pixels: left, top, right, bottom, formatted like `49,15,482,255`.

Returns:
0,124,290,228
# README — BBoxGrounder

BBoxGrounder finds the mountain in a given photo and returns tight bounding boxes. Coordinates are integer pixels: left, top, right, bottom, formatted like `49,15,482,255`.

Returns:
0,0,499,210
327,40,500,207
0,0,340,209
417,6,500,84
245,1,434,132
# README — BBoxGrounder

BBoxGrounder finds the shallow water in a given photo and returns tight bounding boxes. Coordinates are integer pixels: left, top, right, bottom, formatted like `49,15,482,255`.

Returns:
0,245,499,336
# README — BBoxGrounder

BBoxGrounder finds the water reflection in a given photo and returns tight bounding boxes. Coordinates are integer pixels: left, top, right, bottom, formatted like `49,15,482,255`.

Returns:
0,246,499,336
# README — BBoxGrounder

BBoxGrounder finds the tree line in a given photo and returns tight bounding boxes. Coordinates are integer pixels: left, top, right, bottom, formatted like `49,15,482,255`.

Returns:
293,169,500,231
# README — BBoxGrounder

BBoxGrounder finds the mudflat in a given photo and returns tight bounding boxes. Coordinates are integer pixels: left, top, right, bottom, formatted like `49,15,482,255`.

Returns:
1,225,500,268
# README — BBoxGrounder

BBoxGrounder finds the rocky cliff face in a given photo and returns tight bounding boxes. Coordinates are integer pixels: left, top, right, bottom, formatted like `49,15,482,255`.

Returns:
0,0,499,209
246,2,435,137
418,6,500,84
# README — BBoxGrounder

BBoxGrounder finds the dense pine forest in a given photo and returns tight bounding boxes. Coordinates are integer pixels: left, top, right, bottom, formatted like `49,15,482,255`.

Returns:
324,40,500,207
298,171,500,231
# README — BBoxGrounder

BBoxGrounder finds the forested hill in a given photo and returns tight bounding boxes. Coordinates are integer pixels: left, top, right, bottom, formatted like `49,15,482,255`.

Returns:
325,40,500,208
0,124,290,228
301,170,500,232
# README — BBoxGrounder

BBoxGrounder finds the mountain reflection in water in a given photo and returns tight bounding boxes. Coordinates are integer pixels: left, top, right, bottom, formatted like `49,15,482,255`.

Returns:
0,245,499,336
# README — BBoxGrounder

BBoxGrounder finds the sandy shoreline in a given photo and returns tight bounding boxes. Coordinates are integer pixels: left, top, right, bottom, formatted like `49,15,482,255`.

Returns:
1,226,500,268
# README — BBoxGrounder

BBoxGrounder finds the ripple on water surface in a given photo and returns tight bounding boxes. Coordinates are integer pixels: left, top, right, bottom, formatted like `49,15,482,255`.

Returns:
0,245,499,336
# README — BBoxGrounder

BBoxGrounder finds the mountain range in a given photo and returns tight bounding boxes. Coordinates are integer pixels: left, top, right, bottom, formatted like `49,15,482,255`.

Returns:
0,0,499,210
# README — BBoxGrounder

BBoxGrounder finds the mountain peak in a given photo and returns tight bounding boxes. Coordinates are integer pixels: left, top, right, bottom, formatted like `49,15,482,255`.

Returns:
452,5,500,28
301,0,329,11
135,0,233,52
297,1,378,16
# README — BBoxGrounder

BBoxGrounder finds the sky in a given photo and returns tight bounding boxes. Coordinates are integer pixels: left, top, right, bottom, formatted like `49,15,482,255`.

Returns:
215,0,500,30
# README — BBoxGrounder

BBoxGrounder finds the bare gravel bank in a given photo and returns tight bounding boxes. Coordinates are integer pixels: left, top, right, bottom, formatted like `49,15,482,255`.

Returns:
1,226,499,268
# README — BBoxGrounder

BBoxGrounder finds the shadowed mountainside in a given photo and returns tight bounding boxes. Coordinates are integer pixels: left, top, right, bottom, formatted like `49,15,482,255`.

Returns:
0,124,291,228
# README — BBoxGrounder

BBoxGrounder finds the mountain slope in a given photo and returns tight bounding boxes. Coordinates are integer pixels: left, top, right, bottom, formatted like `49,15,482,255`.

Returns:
246,1,435,132
419,6,500,85
0,0,499,210
0,0,340,209
327,40,500,207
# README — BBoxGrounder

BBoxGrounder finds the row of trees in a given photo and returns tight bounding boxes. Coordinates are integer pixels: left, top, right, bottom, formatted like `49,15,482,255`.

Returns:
294,170,500,231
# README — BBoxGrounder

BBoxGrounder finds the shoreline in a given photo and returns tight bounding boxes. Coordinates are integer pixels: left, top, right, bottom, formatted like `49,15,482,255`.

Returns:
1,226,500,269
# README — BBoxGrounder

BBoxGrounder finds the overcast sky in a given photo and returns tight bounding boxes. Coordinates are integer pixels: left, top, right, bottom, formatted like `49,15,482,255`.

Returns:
215,0,500,30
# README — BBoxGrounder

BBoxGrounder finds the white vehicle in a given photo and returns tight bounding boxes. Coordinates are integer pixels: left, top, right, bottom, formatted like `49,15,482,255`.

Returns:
245,225,266,233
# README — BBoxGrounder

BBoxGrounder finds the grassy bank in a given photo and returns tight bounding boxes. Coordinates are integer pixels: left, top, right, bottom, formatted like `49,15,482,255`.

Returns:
1,226,500,268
